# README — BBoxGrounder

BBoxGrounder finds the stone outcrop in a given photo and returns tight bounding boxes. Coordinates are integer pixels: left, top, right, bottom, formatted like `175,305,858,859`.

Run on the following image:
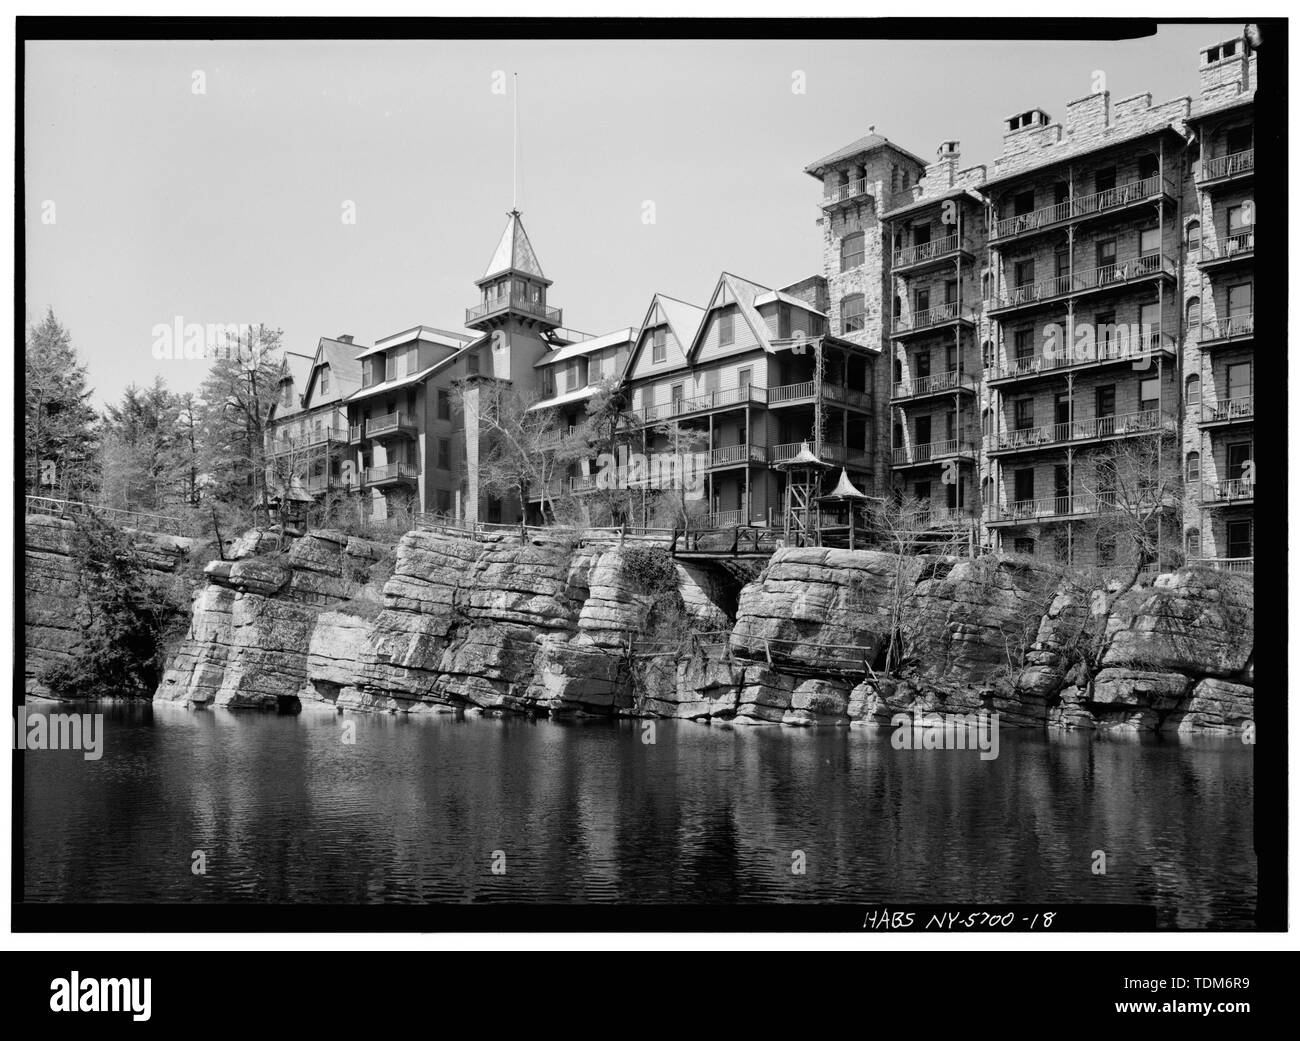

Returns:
24,514,195,698
147,525,1254,736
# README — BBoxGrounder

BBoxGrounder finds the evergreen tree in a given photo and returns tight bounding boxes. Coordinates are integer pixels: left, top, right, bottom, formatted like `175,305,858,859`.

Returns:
25,309,98,498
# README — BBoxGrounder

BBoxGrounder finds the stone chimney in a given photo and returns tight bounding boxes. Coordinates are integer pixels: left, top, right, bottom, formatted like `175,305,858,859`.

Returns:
1199,28,1257,98
336,334,354,344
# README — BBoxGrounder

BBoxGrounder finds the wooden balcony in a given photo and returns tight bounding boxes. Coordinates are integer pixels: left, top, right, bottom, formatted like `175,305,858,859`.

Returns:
1200,478,1254,507
1197,314,1254,350
985,333,1174,385
363,462,419,487
990,174,1177,243
1198,148,1253,189
625,384,767,426
890,301,977,339
891,234,972,274
708,444,768,468
365,412,419,440
267,426,349,456
989,408,1172,457
891,438,977,468
821,177,871,210
1198,230,1254,271
1199,395,1254,428
989,254,1176,315
891,368,977,401
466,293,562,327
987,491,1117,526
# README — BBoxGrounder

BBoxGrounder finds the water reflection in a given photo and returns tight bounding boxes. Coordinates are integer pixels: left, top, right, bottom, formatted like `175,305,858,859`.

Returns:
23,702,1255,926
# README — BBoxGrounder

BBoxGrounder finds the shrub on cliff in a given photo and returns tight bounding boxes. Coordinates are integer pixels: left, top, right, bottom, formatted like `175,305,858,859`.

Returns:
39,515,191,699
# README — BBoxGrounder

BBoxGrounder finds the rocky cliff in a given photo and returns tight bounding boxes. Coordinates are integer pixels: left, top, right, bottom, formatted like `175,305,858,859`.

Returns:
24,514,195,698
148,525,1254,735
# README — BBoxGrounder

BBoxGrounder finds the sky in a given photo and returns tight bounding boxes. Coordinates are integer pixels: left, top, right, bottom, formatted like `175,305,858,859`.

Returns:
25,24,1241,407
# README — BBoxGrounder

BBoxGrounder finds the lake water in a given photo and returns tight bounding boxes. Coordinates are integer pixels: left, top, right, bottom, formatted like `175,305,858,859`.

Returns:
22,702,1256,927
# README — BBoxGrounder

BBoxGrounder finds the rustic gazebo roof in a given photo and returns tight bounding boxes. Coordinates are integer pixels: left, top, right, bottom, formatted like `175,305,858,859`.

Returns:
773,441,831,471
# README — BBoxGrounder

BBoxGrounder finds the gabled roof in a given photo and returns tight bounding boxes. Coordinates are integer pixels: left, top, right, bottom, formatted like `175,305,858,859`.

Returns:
621,293,706,380
344,334,490,404
358,325,473,359
302,337,363,409
479,209,548,284
804,131,926,177
752,288,827,319
687,272,775,361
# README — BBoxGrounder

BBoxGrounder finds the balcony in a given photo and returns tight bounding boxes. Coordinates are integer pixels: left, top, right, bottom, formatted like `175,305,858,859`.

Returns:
821,177,871,210
363,462,419,487
986,333,1174,385
989,407,1171,456
915,504,979,527
1198,148,1253,189
708,444,768,468
1200,395,1253,428
1197,314,1254,350
892,368,977,401
768,380,871,410
1198,230,1254,271
990,174,1177,243
466,293,562,327
891,234,971,274
989,254,1176,315
987,491,1118,526
890,301,977,339
267,426,349,455
1192,556,1254,575
1200,478,1254,507
768,441,850,467
626,384,767,426
891,438,977,468
365,412,419,440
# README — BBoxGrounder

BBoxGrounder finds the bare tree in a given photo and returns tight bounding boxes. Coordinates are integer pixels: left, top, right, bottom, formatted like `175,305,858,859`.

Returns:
650,418,710,534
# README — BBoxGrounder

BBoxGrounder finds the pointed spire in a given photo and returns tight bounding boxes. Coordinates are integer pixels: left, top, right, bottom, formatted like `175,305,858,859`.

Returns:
480,209,547,283
827,468,868,499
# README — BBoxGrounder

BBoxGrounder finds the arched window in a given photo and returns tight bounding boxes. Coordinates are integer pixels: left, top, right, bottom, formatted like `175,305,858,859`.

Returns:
1186,372,1201,405
1186,451,1200,482
1186,219,1200,251
1186,296,1201,329
982,340,995,370
841,231,865,272
841,293,865,334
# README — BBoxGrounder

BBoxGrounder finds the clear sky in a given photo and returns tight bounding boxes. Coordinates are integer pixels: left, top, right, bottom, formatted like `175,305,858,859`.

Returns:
25,24,1240,406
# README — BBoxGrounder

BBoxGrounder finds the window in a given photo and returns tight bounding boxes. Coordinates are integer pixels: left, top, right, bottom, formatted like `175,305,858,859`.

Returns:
738,367,752,397
565,363,579,392
1014,259,1035,288
1096,385,1116,419
437,438,451,470
1054,245,1070,279
1139,377,1160,413
1186,219,1201,250
437,389,451,420
671,383,685,413
1013,189,1035,216
982,340,995,370
1186,451,1200,482
1014,327,1034,362
466,351,479,375
841,231,865,271
1014,398,1034,431
1226,360,1252,402
1227,282,1253,318
1186,296,1201,328
1139,227,1161,257
1226,520,1252,559
718,308,735,347
1186,527,1201,560
1228,203,1253,233
842,294,866,334
1227,442,1252,482
1095,166,1116,193
651,327,667,364
319,367,330,395
1137,154,1159,180
1186,373,1200,405
1096,238,1117,271
1225,125,1253,155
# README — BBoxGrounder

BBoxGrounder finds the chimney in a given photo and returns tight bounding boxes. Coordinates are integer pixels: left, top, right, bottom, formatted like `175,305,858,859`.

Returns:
936,140,961,186
336,334,354,344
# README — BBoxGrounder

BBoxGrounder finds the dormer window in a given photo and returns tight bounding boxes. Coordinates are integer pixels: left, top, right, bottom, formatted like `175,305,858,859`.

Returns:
651,327,667,364
318,367,329,395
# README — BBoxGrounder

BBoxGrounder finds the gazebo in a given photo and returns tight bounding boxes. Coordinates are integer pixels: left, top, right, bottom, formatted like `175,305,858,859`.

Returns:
773,441,831,546
817,467,873,550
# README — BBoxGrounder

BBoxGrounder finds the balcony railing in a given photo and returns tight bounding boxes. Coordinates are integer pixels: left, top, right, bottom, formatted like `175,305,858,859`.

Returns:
1199,148,1254,184
991,254,1175,312
892,369,976,399
988,491,1117,524
1198,314,1254,345
709,509,749,528
892,234,963,270
709,444,768,467
891,439,976,466
822,177,869,207
466,294,562,326
992,407,1169,453
1200,395,1254,425
1199,230,1254,265
626,384,767,425
1193,556,1254,574
986,333,1171,382
267,426,349,454
365,412,418,438
891,301,974,335
1201,478,1254,505
363,462,419,485
768,442,846,466
991,174,1174,240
